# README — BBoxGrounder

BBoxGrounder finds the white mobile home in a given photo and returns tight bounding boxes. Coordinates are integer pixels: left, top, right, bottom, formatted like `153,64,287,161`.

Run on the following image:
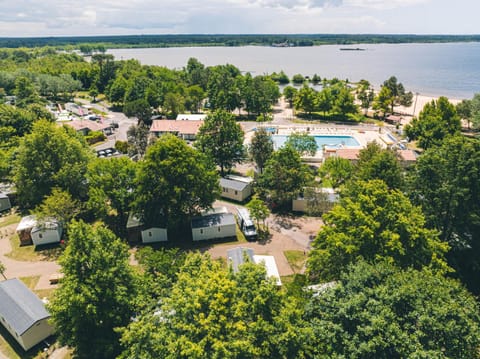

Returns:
0,278,54,351
0,192,11,212
220,175,253,202
126,213,168,243
191,212,236,241
16,216,62,246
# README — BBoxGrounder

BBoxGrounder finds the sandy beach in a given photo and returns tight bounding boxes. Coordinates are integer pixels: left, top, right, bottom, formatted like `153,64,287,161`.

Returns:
394,93,461,118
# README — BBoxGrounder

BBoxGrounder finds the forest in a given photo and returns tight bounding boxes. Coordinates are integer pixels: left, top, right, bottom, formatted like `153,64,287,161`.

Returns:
0,46,480,358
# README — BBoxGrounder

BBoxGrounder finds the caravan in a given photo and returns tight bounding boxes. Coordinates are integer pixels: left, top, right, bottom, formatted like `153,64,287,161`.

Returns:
236,207,257,241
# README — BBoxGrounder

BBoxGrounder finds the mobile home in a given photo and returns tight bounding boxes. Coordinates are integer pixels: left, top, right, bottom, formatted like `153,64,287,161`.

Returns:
126,213,168,243
191,211,236,241
219,175,253,202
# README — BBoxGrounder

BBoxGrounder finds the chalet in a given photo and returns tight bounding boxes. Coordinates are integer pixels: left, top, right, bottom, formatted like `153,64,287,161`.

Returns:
191,209,236,241
16,216,63,246
292,187,339,213
126,213,168,243
0,192,11,212
63,120,110,136
219,175,253,202
175,114,207,121
227,247,282,285
150,120,204,141
0,279,54,351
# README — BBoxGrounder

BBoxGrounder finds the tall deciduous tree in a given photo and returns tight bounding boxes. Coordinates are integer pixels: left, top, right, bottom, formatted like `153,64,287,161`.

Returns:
382,76,413,113
409,135,480,293
33,188,82,231
307,180,449,282
196,110,245,176
48,221,136,359
249,127,274,173
372,86,393,118
126,123,150,158
86,157,137,234
305,260,480,359
356,79,374,115
258,146,312,208
246,196,270,230
318,156,354,188
285,131,318,157
294,85,317,117
405,96,460,149
14,120,93,208
135,134,219,227
119,253,307,359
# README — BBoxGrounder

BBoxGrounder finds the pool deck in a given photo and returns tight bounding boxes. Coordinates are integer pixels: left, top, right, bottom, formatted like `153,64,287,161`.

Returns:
245,124,390,162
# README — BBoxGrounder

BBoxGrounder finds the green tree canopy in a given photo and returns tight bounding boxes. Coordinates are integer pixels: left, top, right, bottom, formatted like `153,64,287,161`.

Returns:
409,135,480,293
307,179,449,282
285,132,318,157
305,260,480,359
318,156,354,188
294,85,317,116
13,120,93,208
48,221,137,359
195,110,245,176
405,96,461,149
258,146,312,209
249,127,274,173
120,253,307,359
135,134,219,227
381,76,413,113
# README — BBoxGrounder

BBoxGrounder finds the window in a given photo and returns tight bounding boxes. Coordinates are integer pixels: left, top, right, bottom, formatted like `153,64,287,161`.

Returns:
148,231,152,237
39,233,43,239
218,227,221,232
235,190,238,195
200,229,203,234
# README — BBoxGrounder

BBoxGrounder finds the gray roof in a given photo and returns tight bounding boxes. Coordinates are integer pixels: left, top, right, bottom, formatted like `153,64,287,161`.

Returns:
191,212,235,229
0,279,51,335
220,178,250,192
0,192,8,199
227,247,254,273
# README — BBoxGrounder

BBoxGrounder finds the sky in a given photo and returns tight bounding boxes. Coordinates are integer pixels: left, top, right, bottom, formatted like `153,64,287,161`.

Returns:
0,0,479,37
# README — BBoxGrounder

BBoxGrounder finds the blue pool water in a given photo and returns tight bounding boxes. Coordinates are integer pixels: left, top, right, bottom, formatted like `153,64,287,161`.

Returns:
272,135,360,150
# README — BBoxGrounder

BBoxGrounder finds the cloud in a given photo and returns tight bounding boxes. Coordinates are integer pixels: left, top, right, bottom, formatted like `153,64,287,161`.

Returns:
344,0,430,10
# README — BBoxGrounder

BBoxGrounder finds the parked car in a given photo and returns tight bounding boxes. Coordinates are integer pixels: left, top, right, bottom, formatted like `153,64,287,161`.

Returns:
236,207,257,241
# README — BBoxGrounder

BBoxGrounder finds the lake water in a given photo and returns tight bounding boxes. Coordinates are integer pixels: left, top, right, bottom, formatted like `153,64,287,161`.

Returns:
272,135,360,150
108,43,480,99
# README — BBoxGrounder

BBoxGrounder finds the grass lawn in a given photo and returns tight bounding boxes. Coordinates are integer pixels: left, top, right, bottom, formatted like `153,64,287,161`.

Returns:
0,213,21,228
284,250,307,273
5,234,62,262
19,275,40,290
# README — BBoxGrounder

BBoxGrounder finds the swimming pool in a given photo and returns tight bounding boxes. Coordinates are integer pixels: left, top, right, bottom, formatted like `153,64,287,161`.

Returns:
272,135,360,150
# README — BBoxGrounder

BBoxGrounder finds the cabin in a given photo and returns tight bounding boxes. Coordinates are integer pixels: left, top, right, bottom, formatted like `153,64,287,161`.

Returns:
292,187,339,213
227,247,282,285
0,192,11,212
0,278,54,351
126,213,168,243
63,120,110,136
150,120,204,141
191,210,236,241
219,175,254,202
175,114,207,121
16,216,63,246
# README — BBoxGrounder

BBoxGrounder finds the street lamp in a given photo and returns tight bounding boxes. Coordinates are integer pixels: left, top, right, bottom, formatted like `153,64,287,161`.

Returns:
412,92,419,117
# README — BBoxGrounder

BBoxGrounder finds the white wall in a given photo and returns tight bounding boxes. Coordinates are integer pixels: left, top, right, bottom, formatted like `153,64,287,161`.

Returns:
20,318,55,351
141,227,168,243
31,228,62,246
192,223,236,241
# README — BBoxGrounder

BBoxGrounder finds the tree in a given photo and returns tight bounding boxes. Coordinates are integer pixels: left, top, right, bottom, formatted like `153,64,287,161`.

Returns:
207,64,241,112
316,87,333,119
318,156,354,188
405,96,460,149
0,261,6,280
48,221,136,359
372,85,393,118
468,93,480,129
14,76,40,107
332,86,357,118
33,188,82,231
249,127,274,173
246,196,270,231
195,110,245,176
163,92,185,118
126,123,149,158
356,79,375,115
294,85,317,117
185,85,205,113
382,76,413,113
123,98,152,125
292,74,305,84
86,157,137,235
356,141,403,189
305,260,480,359
88,84,99,102
258,146,312,209
135,134,219,226
409,135,480,293
119,253,307,359
283,86,297,108
285,131,318,157
14,120,93,208
307,180,449,282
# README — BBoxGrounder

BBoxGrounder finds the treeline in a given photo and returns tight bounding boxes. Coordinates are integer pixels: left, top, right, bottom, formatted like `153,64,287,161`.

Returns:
1,34,480,49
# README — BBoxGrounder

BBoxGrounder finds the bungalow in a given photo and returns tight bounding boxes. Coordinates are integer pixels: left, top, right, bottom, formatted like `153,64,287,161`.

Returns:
63,120,110,136
292,187,339,213
175,114,207,121
397,149,417,167
0,278,55,351
126,213,168,243
227,247,282,285
191,210,236,241
150,120,204,141
16,216,63,246
0,192,11,212
219,175,253,202
325,148,361,164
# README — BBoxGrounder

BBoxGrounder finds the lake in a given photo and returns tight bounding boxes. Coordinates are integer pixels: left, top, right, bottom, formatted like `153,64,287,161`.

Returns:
108,43,480,99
